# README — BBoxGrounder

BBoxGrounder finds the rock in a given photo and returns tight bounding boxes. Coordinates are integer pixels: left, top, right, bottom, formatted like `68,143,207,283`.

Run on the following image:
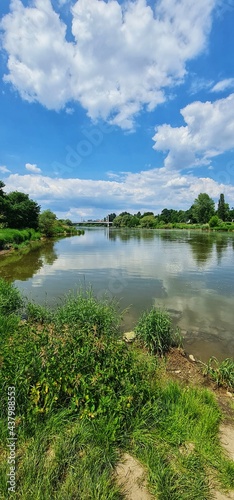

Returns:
175,370,181,374
226,391,233,398
123,331,136,343
189,354,196,362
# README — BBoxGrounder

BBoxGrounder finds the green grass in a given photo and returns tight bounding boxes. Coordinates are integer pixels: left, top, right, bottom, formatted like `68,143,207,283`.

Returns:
0,228,41,251
0,281,233,499
0,277,23,315
203,357,234,389
135,307,182,355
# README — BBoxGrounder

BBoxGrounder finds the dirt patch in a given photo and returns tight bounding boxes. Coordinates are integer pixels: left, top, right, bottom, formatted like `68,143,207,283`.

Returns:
115,453,154,500
212,424,234,500
220,424,234,461
213,492,234,499
165,348,206,386
165,348,234,401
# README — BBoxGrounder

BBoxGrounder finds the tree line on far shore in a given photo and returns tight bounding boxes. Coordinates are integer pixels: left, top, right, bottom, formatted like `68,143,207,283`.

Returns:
1,179,234,233
108,193,234,228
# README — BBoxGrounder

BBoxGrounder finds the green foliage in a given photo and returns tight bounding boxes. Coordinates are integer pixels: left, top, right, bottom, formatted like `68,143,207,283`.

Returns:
0,278,23,315
39,209,57,237
192,193,215,224
140,215,157,228
135,308,181,355
107,212,117,222
209,215,221,228
26,302,55,323
113,213,139,227
0,228,41,250
5,191,40,229
56,289,120,336
39,211,79,237
204,357,234,389
217,193,230,222
0,290,156,426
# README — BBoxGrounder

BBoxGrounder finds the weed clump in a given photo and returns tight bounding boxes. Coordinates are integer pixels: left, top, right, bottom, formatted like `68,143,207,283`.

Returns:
0,277,23,315
204,357,234,390
135,307,182,355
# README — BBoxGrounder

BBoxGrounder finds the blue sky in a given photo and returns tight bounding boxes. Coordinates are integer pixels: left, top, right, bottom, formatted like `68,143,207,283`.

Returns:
0,0,234,220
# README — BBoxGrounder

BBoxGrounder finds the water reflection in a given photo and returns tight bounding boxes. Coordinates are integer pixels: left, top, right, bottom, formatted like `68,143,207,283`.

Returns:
215,236,229,264
187,233,214,265
108,229,155,241
0,241,57,281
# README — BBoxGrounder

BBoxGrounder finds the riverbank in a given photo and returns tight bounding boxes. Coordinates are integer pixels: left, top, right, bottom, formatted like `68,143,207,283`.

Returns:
0,280,233,499
0,226,84,254
0,228,41,252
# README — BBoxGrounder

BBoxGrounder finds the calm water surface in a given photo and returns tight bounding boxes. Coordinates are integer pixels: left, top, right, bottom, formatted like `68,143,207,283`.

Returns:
1,228,234,362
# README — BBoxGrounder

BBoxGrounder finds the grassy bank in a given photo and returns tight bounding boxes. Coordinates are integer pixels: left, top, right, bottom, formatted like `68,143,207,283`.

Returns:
0,280,233,499
0,226,84,252
0,228,41,251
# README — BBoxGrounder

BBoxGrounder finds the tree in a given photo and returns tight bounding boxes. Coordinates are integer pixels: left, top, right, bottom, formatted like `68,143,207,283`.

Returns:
217,193,229,221
141,211,154,218
160,209,180,224
0,180,5,197
39,210,57,237
140,215,157,228
64,219,73,226
5,191,40,229
0,181,6,224
229,207,234,221
192,193,215,224
107,213,116,222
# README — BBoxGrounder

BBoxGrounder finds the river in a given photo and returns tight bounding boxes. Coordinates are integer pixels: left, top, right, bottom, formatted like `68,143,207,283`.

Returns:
1,228,234,362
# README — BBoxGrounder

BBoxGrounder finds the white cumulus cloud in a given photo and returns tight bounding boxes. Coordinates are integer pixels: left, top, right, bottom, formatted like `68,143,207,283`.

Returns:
0,0,216,129
153,93,234,169
25,162,42,173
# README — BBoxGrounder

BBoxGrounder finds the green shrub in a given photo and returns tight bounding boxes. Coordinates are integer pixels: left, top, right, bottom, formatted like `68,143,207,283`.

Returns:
209,215,220,228
135,307,181,355
0,278,23,315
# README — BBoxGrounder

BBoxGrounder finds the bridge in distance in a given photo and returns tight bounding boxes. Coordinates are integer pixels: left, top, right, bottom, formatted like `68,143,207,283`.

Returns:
74,220,113,226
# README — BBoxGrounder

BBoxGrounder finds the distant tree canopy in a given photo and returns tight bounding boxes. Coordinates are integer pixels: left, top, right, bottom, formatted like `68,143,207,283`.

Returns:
112,192,233,228
0,179,233,232
107,213,116,222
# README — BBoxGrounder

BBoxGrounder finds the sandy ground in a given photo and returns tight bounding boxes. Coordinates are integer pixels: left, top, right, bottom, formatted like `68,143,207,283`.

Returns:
115,453,154,500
